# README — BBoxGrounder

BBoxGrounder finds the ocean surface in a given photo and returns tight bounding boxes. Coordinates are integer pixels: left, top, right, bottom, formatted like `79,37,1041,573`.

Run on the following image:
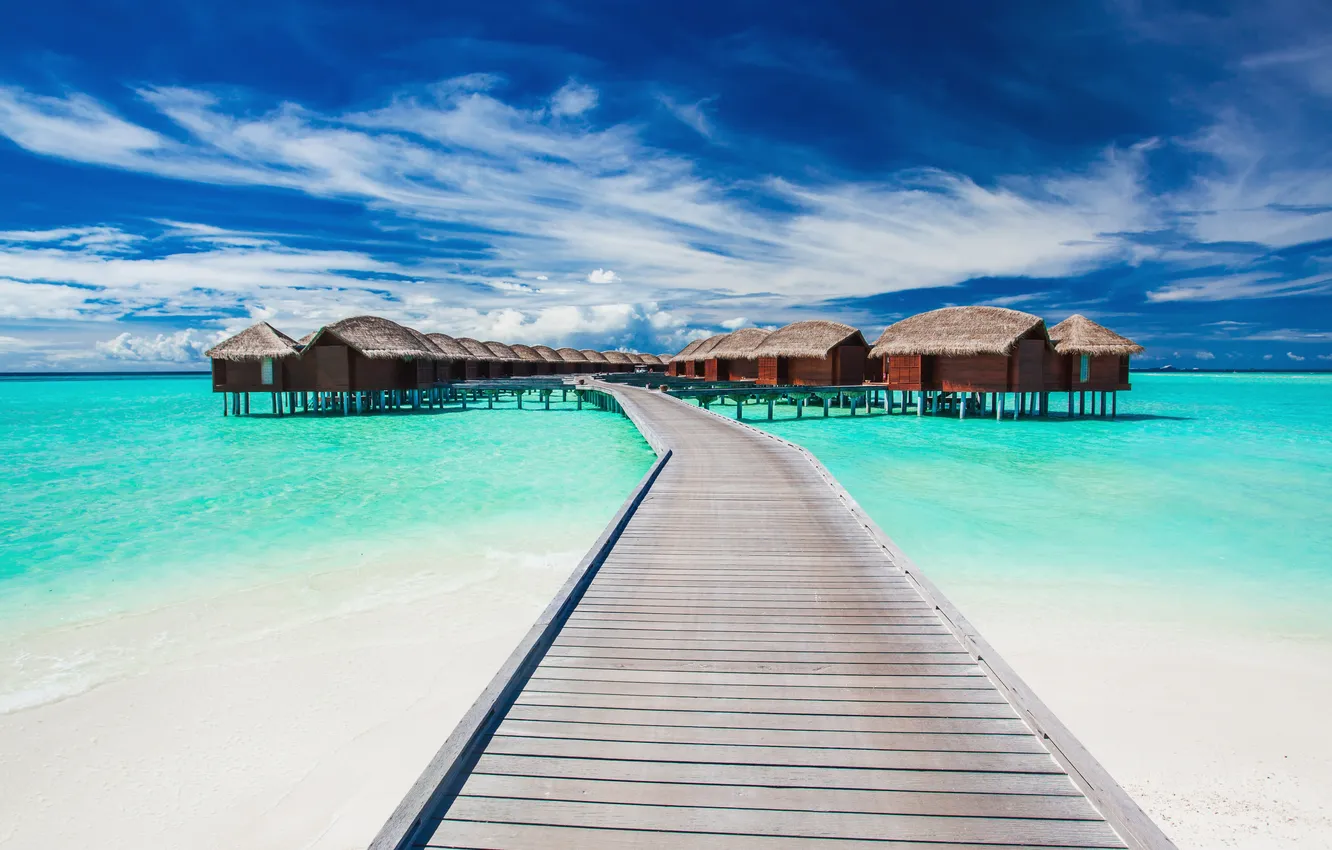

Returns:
4,372,1330,713
0,375,655,710
751,373,1332,640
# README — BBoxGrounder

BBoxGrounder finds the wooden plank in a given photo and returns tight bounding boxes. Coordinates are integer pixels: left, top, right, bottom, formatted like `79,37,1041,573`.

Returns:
503,704,1031,735
424,819,1104,850
468,753,1080,796
485,735,1062,774
495,718,1048,754
530,668,986,689
514,690,1021,718
436,798,1125,847
538,657,979,676
456,772,1103,820
545,646,972,664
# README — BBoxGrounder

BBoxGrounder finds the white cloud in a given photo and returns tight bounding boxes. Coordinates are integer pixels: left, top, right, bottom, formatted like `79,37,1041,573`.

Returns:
1195,350,1215,360
1264,353,1274,360
96,329,213,362
659,95,715,138
549,81,598,117
0,80,1162,306
719,316,748,330
1147,272,1332,302
1287,351,1306,361
586,268,619,284
1317,353,1332,360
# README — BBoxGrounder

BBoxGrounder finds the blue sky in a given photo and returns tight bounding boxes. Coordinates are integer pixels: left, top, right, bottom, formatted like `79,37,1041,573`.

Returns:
2,0,1331,369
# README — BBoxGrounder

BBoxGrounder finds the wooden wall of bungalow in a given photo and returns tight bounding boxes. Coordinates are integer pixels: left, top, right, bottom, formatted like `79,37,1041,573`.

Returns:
753,321,874,386
873,307,1054,395
883,336,1049,393
211,356,291,393
298,332,433,392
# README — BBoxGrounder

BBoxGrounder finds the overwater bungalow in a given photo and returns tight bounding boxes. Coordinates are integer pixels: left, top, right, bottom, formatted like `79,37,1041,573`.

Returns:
426,333,473,381
752,321,870,386
870,306,1050,399
601,350,637,372
1048,315,1143,415
680,333,730,379
455,338,501,378
206,321,301,394
298,315,448,392
706,327,770,381
635,353,668,372
482,341,521,378
507,344,548,376
666,338,706,377
579,350,611,372
555,347,594,374
529,345,566,375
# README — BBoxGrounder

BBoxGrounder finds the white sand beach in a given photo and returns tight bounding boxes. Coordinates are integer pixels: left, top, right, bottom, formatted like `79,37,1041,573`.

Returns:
952,582,1332,849
0,540,584,850
3,549,1330,849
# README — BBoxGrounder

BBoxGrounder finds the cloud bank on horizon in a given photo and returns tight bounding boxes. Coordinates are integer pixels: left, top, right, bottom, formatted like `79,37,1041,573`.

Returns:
1,0,1331,369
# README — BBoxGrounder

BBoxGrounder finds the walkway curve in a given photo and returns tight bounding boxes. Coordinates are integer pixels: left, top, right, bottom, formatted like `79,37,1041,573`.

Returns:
370,383,1175,850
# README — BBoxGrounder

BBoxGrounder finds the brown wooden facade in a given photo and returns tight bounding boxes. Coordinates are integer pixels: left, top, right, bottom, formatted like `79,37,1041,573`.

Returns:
882,329,1051,394
756,343,869,386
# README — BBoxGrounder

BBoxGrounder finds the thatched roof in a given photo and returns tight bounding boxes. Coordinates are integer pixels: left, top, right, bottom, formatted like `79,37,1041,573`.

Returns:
305,316,441,360
669,338,707,364
530,345,565,363
634,353,665,365
403,327,453,360
602,350,635,365
751,321,866,360
205,322,300,361
681,333,731,362
710,327,771,358
507,344,546,363
555,347,589,363
455,338,498,361
425,332,473,360
869,307,1046,358
579,349,610,363
482,341,521,361
297,331,315,346
1048,315,1144,356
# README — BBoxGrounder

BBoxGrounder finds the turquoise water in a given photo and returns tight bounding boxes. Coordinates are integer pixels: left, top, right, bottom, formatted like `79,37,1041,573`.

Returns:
4,372,1330,646
0,376,655,632
752,373,1332,639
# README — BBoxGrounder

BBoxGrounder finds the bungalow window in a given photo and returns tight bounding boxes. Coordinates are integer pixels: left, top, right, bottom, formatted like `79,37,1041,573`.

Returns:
1079,354,1090,383
261,357,274,385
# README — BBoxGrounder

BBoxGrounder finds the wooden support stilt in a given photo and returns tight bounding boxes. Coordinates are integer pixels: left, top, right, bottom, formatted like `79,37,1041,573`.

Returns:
1100,391,1107,417
223,394,228,416
1112,391,1117,418
796,398,804,419
917,391,923,417
244,393,250,415
823,397,830,417
959,394,966,420
1079,391,1085,417
767,399,774,420
517,392,524,410
1013,393,1020,420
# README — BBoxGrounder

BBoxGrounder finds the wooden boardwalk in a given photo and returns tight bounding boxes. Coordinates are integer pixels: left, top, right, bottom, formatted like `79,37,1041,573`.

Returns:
371,384,1174,850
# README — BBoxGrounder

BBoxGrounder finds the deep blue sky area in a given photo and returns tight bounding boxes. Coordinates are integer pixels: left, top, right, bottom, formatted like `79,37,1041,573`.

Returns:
2,0,1331,368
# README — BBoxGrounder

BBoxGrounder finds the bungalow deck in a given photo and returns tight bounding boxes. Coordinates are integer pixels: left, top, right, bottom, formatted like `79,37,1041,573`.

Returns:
369,383,1173,850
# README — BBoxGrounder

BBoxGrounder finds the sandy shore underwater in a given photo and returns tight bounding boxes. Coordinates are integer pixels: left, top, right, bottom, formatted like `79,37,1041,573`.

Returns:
0,536,588,850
